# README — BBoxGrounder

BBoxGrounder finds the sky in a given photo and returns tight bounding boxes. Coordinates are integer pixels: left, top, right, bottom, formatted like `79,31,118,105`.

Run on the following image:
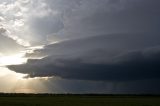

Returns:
0,0,160,94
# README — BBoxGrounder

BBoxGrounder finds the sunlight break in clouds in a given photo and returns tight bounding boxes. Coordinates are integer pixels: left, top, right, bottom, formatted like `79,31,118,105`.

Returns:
0,0,58,93
0,53,27,66
0,67,49,93
0,51,46,93
0,0,61,46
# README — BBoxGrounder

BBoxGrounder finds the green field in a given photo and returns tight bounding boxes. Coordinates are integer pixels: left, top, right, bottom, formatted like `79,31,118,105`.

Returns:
0,94,160,106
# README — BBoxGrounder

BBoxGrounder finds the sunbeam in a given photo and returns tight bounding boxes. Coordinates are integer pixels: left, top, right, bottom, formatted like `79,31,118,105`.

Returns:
0,53,27,66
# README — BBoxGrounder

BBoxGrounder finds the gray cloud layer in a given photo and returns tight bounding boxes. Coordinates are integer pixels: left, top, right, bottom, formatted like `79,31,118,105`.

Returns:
8,51,160,81
4,0,160,81
1,0,160,44
1,0,160,94
46,0,160,40
8,33,160,81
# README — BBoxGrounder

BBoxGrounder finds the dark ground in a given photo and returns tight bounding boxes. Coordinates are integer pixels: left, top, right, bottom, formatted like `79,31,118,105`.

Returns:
0,94,160,106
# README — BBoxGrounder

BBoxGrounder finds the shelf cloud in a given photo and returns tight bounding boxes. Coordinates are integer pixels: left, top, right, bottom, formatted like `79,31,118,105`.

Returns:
1,0,160,93
8,33,160,81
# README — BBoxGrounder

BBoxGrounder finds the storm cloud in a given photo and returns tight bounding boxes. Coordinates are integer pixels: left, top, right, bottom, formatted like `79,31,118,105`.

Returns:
8,33,160,81
8,51,160,81
2,0,160,93
1,0,160,43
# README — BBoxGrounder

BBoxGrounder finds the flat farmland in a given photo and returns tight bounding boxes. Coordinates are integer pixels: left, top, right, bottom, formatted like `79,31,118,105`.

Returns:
0,94,159,106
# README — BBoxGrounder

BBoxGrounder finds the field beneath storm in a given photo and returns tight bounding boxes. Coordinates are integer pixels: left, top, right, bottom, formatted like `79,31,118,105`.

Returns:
0,94,160,106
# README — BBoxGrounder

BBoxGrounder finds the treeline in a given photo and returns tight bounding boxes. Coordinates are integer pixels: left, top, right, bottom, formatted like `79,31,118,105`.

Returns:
0,93,160,97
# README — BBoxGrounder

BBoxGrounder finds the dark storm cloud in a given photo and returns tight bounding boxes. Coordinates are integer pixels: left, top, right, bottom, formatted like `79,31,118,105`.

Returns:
47,0,160,39
26,0,160,42
8,33,160,81
8,46,160,81
29,13,64,38
25,33,160,58
1,0,160,94
6,0,160,82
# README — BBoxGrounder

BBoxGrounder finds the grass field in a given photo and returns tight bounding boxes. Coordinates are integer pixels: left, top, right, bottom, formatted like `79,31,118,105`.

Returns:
0,94,160,106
